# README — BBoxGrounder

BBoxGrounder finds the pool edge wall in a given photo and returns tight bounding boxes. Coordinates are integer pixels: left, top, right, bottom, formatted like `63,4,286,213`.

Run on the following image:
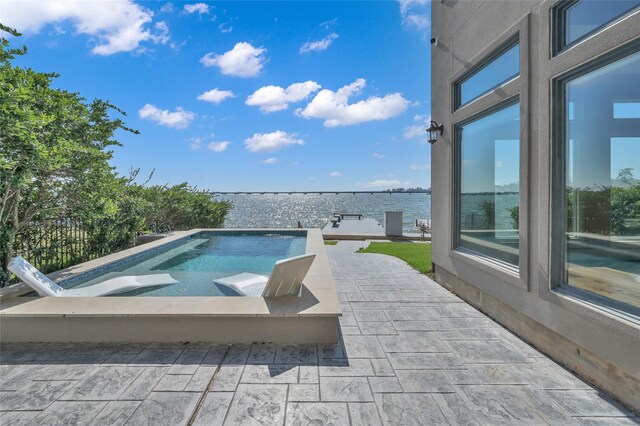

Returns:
0,228,342,344
0,316,339,344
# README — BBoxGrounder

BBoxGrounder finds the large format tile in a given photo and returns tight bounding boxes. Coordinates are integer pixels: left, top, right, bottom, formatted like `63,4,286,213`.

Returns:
545,390,634,417
348,402,383,425
274,344,318,365
90,401,141,426
0,380,75,411
118,367,169,400
395,370,455,393
30,401,107,425
240,364,299,384
320,377,374,402
61,366,144,400
375,393,450,425
289,384,319,403
225,384,287,425
167,349,209,375
192,392,233,425
448,339,529,364
319,359,374,377
0,410,40,426
126,392,200,426
130,349,184,366
210,365,244,392
341,336,386,358
286,402,349,425
460,385,578,425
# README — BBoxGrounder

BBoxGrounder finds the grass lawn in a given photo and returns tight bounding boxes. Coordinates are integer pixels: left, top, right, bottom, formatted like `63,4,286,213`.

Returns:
358,242,432,274
324,240,338,245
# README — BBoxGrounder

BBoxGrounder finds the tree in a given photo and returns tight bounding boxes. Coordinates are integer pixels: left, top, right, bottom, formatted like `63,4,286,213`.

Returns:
0,24,138,285
617,168,635,186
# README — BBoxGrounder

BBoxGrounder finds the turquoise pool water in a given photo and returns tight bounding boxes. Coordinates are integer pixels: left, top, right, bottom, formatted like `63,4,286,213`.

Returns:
60,231,307,297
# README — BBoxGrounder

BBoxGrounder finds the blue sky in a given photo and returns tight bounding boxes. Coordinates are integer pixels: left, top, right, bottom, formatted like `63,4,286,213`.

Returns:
5,0,431,191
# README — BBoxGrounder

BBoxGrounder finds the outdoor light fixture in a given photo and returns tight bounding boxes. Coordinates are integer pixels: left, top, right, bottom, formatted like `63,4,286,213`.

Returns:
427,120,444,144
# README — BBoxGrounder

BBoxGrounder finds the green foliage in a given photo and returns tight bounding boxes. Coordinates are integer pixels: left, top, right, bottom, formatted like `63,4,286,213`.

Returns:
478,199,496,229
507,205,519,230
566,184,640,236
358,242,432,274
324,240,338,245
132,183,231,233
0,25,231,284
611,184,640,236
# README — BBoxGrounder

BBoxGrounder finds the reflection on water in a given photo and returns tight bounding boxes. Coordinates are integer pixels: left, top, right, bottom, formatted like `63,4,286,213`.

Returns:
220,193,432,232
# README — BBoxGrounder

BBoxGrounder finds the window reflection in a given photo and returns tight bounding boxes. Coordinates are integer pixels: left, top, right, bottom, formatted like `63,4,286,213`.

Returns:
458,102,520,266
555,0,640,52
457,43,519,108
564,49,640,309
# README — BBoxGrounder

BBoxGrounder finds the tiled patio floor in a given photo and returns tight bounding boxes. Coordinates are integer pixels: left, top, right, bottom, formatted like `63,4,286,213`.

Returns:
0,241,637,425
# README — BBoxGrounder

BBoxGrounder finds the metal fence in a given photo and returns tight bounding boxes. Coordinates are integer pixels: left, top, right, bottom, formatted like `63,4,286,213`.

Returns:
5,218,137,276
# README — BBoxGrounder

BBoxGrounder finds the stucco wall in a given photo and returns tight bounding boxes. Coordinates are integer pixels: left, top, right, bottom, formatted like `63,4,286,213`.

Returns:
430,0,639,411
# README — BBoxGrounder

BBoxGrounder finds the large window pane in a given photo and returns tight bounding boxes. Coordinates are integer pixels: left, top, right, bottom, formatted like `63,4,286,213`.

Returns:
457,102,520,266
563,49,640,310
555,0,640,53
456,42,519,108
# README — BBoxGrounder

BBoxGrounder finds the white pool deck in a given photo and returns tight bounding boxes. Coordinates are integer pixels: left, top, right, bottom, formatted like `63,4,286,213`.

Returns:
0,241,636,425
0,229,341,344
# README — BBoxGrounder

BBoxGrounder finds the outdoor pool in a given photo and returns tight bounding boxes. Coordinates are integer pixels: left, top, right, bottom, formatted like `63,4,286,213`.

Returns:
56,231,307,296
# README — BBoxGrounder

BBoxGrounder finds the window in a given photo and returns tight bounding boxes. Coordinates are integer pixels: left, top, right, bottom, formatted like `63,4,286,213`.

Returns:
553,0,640,54
456,102,520,267
455,41,520,109
556,47,640,312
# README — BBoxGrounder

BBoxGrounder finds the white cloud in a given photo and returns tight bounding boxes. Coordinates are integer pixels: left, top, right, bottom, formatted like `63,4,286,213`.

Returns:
189,137,203,150
404,114,430,140
372,153,385,159
160,3,174,13
246,81,321,113
410,163,430,171
496,160,504,168
200,42,266,78
197,89,235,104
138,104,195,129
290,161,299,166
298,78,409,127
1,0,170,55
364,179,410,188
405,14,429,31
398,0,430,31
329,171,343,177
320,18,338,30
262,157,278,164
218,23,233,33
244,131,304,153
183,3,210,14
300,33,339,54
207,141,230,152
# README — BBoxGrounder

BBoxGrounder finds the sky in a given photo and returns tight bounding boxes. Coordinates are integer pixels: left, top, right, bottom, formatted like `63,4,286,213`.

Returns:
3,0,432,191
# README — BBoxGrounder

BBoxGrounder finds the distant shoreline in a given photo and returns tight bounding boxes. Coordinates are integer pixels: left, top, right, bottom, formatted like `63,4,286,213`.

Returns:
212,190,432,195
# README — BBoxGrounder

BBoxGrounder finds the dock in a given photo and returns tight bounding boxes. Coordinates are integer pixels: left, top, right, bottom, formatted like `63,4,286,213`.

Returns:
322,217,431,241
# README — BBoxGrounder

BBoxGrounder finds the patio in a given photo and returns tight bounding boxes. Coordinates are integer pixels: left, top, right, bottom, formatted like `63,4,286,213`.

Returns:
0,241,637,425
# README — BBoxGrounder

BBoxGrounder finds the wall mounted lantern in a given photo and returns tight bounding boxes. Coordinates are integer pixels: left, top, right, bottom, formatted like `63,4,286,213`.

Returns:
426,121,444,144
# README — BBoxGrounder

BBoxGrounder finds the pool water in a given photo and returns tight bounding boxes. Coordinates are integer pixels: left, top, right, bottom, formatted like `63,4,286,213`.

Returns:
60,231,307,296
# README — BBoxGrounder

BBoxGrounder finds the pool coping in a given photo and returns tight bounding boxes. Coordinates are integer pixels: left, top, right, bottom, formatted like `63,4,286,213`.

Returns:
0,229,342,343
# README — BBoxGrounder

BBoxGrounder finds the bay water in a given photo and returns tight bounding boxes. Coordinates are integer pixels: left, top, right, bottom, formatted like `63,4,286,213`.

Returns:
218,193,432,232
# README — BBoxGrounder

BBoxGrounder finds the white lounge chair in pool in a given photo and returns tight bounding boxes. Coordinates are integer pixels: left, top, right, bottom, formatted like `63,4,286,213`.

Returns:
8,256,179,297
213,253,316,297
